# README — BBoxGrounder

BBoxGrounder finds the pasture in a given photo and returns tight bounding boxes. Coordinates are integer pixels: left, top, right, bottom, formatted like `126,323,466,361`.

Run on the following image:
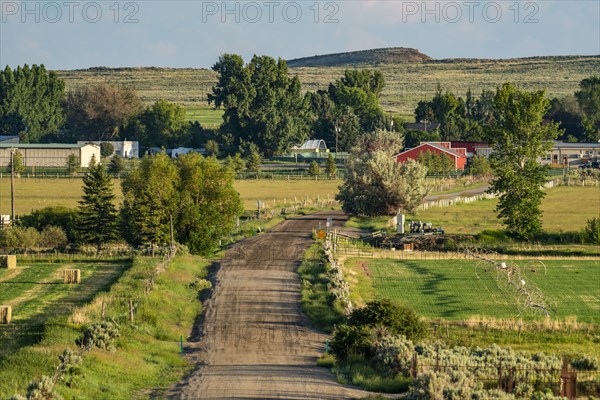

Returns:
0,259,130,356
0,255,209,399
344,258,600,323
0,177,341,214
56,56,600,122
412,186,600,234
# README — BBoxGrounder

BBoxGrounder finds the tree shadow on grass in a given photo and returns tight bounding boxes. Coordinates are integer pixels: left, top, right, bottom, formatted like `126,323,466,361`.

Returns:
405,261,473,319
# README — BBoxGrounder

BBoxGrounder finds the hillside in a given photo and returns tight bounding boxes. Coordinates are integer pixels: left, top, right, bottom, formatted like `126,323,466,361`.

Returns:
55,54,600,122
286,47,432,67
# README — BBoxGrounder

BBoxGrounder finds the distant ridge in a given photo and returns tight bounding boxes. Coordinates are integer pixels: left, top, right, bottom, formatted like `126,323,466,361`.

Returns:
286,47,432,67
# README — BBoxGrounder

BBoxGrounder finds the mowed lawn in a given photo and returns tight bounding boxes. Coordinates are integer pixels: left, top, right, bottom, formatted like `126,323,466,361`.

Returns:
0,177,341,214
347,258,600,322
411,186,600,233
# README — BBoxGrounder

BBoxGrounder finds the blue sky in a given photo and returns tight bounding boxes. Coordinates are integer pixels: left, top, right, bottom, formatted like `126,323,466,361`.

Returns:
1,0,598,69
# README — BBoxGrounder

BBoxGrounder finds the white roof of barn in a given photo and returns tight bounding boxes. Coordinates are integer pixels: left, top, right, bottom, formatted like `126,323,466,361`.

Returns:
292,139,327,151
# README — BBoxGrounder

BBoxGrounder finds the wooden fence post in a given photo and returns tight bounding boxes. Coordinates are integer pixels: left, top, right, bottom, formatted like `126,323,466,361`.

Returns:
129,300,134,323
410,353,418,379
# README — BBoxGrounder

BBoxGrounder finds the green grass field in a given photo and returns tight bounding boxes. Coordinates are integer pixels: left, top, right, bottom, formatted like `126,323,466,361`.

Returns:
0,254,209,399
185,107,224,128
345,258,600,323
0,259,130,356
56,56,600,123
0,177,341,214
411,186,600,234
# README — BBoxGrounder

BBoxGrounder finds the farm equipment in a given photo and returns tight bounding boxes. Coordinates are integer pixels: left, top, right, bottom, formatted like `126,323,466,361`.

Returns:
408,221,445,235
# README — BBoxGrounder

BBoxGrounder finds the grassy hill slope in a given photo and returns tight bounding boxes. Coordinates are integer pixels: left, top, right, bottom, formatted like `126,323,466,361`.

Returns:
55,53,600,122
285,47,431,67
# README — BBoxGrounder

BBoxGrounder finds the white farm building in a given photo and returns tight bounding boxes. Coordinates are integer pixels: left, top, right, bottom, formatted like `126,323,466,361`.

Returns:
0,143,100,168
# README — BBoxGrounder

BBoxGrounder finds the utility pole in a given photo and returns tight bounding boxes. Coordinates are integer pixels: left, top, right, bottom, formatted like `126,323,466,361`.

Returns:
10,148,16,223
334,121,341,159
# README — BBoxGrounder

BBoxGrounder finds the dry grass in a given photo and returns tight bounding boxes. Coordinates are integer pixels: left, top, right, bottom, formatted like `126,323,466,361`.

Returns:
0,177,341,214
55,56,600,122
412,186,600,234
234,178,341,210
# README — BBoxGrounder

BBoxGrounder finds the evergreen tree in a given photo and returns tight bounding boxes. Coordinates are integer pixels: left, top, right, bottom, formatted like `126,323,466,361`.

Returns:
66,154,79,175
246,145,262,173
0,64,65,142
308,160,321,176
108,154,125,176
325,153,337,179
77,155,119,250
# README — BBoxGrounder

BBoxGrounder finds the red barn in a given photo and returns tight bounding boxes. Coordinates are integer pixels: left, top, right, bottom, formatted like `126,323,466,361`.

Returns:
394,142,467,171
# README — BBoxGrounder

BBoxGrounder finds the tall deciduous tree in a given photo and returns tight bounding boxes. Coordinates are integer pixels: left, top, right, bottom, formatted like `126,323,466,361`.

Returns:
65,84,141,141
176,153,243,254
127,99,188,148
0,64,65,142
488,83,560,240
8,150,24,175
121,152,180,247
575,76,600,142
77,155,119,250
328,69,385,133
209,54,309,156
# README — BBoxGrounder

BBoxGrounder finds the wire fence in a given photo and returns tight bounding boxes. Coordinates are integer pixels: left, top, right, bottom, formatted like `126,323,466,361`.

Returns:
412,357,600,398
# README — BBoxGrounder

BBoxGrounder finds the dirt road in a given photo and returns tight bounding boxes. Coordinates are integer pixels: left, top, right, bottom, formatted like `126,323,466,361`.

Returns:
167,211,368,400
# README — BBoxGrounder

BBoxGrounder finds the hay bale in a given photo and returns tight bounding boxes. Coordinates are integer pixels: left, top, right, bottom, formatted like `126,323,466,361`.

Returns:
0,305,11,324
0,255,16,269
64,269,81,284
403,243,414,252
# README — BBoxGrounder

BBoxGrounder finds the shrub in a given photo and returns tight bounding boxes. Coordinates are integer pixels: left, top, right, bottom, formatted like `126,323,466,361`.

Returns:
570,355,599,371
76,321,120,351
57,348,83,387
407,370,480,400
189,278,212,291
585,217,600,244
21,206,79,242
0,226,41,251
330,324,373,360
40,226,68,249
372,335,415,377
100,142,115,158
26,375,61,400
348,300,427,341
317,353,336,368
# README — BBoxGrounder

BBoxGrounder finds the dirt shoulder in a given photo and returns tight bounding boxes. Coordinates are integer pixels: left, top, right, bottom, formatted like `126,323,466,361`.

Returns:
166,210,369,400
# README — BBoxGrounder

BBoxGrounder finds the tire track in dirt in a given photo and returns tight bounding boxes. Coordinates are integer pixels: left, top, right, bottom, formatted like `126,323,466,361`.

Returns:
167,211,370,400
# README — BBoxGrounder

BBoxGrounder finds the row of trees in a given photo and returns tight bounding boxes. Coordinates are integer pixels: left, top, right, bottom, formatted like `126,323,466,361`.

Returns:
0,64,212,149
414,76,599,143
69,153,242,254
337,83,560,240
208,55,403,157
